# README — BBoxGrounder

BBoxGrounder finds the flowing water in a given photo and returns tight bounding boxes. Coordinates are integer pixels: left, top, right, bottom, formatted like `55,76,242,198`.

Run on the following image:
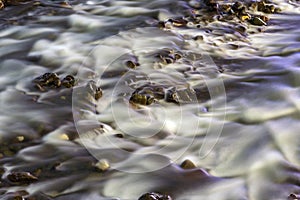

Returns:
0,0,300,199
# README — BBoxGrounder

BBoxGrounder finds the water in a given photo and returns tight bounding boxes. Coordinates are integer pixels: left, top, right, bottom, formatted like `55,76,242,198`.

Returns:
0,0,300,199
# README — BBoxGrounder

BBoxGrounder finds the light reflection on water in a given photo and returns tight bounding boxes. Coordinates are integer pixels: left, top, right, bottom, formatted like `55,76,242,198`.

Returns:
0,0,300,199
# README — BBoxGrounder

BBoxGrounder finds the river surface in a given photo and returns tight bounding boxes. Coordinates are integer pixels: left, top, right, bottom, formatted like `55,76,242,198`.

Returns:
0,0,300,199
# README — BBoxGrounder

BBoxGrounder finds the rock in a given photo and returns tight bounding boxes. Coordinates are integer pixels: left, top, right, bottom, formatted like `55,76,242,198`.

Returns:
193,35,203,41
157,21,165,29
33,73,77,91
250,16,267,26
7,172,38,184
94,159,110,171
168,18,188,27
239,13,251,21
129,93,155,106
86,80,103,100
289,193,300,199
232,2,244,13
94,87,103,100
138,192,172,200
125,60,140,69
61,75,76,88
180,159,197,169
33,72,61,91
165,88,180,104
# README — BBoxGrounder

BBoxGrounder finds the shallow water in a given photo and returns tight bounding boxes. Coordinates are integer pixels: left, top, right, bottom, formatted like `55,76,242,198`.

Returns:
0,0,300,199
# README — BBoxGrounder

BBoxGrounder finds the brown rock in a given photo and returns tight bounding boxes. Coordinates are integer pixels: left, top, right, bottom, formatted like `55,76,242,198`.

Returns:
7,172,38,184
180,159,197,169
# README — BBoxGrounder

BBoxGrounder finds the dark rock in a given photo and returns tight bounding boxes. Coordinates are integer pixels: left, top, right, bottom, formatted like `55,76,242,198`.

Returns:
7,172,38,184
95,87,103,100
129,93,155,106
180,159,197,169
232,2,244,13
250,16,267,26
61,75,76,88
86,81,103,100
138,192,172,200
33,72,61,91
168,18,188,27
125,60,140,69
157,21,165,29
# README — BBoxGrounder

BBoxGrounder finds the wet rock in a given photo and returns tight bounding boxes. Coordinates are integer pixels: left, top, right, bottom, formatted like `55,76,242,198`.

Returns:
114,133,124,138
264,4,276,13
154,48,182,65
193,35,203,41
33,73,77,91
61,75,76,88
95,87,103,100
180,159,197,169
0,0,27,9
0,190,29,200
239,13,251,21
165,88,180,104
7,172,38,185
235,25,247,34
129,82,198,106
94,159,110,172
138,192,172,200
219,4,232,13
256,1,266,12
86,80,103,100
259,15,269,23
0,0,4,9
232,2,244,13
184,0,282,30
252,1,280,13
129,93,155,106
227,43,239,50
167,17,188,27
129,83,165,106
33,72,61,91
289,193,300,199
203,0,218,11
125,60,140,69
250,16,267,26
157,21,165,29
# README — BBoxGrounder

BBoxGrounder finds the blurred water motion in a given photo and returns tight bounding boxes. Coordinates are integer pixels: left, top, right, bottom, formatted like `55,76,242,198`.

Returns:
0,0,300,199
